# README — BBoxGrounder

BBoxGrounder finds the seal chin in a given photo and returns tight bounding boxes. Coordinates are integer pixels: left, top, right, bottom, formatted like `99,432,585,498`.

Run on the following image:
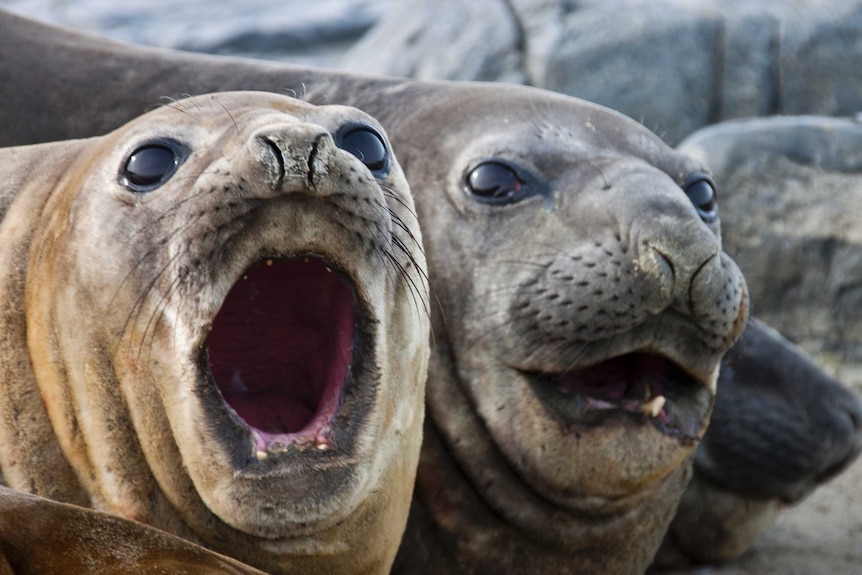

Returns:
529,352,712,443
204,256,360,456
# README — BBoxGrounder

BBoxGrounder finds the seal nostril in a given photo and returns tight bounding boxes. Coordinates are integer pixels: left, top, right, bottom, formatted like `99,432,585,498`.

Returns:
261,136,285,189
307,134,324,188
637,245,675,315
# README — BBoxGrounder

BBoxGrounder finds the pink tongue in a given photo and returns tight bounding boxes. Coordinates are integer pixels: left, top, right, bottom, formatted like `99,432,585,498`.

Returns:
206,259,354,435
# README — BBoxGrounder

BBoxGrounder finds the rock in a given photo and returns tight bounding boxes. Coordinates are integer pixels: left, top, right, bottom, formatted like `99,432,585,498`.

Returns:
340,0,862,144
536,3,722,144
9,0,862,142
339,0,524,83
668,112,862,575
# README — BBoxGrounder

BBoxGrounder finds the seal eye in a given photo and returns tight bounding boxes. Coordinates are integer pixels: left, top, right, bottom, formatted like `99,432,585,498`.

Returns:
334,125,391,177
683,173,718,223
120,140,187,192
465,161,525,204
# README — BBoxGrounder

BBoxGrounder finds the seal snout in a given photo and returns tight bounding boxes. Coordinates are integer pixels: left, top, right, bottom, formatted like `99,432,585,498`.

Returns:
633,221,723,317
629,202,748,359
255,120,392,196
255,124,336,194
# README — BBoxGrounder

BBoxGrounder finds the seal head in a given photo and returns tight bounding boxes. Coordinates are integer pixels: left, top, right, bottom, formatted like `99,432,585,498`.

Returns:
0,92,429,575
385,83,748,574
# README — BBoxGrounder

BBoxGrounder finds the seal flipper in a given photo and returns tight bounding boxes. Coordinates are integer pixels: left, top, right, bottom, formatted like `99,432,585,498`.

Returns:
0,486,267,575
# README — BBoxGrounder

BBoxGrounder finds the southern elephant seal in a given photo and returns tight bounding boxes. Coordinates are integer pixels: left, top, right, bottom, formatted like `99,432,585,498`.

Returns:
0,10,769,573
380,83,747,575
0,486,267,575
0,91,429,575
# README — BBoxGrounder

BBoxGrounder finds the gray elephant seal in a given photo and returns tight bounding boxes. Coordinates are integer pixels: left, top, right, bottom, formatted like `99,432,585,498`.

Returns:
0,91,429,575
384,83,747,575
0,486,267,575
0,11,759,574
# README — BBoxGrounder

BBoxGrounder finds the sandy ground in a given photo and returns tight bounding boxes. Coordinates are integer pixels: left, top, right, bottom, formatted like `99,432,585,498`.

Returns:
667,461,862,575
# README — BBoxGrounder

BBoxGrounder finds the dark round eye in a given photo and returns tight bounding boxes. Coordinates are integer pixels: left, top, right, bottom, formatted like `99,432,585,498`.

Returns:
683,173,718,222
465,161,525,204
335,125,390,176
120,140,186,192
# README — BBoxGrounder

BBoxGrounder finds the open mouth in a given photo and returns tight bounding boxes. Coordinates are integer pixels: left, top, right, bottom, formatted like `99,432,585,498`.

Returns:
533,353,710,441
205,257,355,453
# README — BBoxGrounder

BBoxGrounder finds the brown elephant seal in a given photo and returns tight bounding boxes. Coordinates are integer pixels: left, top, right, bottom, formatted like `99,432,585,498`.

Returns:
0,11,757,574
0,486,267,575
0,91,429,575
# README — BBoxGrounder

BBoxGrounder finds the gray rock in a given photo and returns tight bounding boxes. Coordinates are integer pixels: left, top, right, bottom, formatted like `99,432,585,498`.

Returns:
338,0,862,144
0,0,391,66
779,6,862,116
7,0,862,142
537,3,722,144
339,0,525,83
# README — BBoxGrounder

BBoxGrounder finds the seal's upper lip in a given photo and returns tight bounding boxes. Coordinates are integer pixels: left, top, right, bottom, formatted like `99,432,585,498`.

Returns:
528,352,711,441
204,257,357,455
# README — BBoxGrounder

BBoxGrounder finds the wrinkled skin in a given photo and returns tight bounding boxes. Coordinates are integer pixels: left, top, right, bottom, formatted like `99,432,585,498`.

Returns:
0,486,268,575
0,91,429,575
18,10,862,574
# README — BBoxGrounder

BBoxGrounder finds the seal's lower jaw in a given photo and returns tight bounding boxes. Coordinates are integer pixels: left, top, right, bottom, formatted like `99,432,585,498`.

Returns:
206,258,356,454
532,353,711,442
489,351,714,506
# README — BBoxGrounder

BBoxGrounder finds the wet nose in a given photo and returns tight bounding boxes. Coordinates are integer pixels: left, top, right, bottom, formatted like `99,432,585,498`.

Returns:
624,174,748,349
253,122,337,194
632,203,729,314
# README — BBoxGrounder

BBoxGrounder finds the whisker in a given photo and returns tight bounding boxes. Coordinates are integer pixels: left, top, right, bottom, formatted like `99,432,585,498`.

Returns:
383,248,429,320
390,231,430,289
380,183,419,222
